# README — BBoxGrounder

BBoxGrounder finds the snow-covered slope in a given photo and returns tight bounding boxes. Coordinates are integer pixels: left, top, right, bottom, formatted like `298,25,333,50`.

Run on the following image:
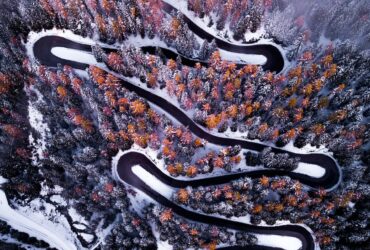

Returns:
0,189,78,250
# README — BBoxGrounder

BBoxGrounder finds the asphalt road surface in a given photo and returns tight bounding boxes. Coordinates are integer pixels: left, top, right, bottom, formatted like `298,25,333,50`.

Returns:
33,36,340,191
32,26,340,250
117,152,315,250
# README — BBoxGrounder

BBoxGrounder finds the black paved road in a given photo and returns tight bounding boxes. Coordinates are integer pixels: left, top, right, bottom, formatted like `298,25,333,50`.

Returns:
33,36,341,191
117,152,315,250
161,0,285,72
34,34,283,72
32,30,339,250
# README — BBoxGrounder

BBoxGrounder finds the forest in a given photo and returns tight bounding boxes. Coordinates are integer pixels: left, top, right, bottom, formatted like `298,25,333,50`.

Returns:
0,0,369,250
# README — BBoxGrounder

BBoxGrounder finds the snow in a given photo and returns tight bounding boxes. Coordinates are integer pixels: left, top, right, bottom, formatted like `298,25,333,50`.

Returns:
90,215,120,250
348,202,355,208
255,234,301,250
162,0,266,44
28,104,49,157
113,149,319,250
318,34,336,48
27,29,339,188
244,26,266,42
46,31,266,67
80,233,94,243
68,207,89,225
25,27,326,250
218,48,267,65
54,185,64,193
51,47,98,65
132,165,173,198
0,176,7,185
73,223,87,230
128,35,267,65
127,186,155,217
293,163,325,178
0,236,45,250
50,195,68,206
0,190,79,250
149,222,172,250
27,86,51,163
282,140,330,155
39,181,63,196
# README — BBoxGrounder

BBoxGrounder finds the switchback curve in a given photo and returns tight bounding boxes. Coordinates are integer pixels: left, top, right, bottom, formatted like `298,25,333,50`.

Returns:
32,35,341,191
116,151,315,250
161,0,285,72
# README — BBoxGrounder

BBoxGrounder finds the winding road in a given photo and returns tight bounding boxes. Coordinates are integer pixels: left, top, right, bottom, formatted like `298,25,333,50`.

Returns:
160,0,285,72
33,35,341,191
33,0,286,73
116,152,315,250
34,34,282,72
29,11,341,249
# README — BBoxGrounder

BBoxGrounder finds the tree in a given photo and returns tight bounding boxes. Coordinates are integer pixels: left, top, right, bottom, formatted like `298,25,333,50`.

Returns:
92,45,106,62
186,165,198,177
177,188,189,204
213,157,224,168
252,204,263,214
199,40,209,60
2,124,23,138
227,104,238,119
259,176,269,187
107,52,124,71
56,85,67,100
159,209,173,222
130,100,146,115
0,73,11,94
71,77,82,94
95,14,107,37
205,114,221,129
288,97,297,108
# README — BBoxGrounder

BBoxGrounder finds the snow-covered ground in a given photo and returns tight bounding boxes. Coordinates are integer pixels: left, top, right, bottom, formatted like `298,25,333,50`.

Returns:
28,30,332,182
23,83,83,249
51,47,98,65
90,215,119,250
163,0,266,44
127,35,267,65
24,28,328,250
0,84,83,250
0,189,79,250
112,149,317,250
255,234,301,250
293,162,325,178
26,85,51,164
112,150,314,250
68,207,89,225
132,165,174,198
36,28,267,66
0,176,7,185
162,0,290,72
149,221,173,250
